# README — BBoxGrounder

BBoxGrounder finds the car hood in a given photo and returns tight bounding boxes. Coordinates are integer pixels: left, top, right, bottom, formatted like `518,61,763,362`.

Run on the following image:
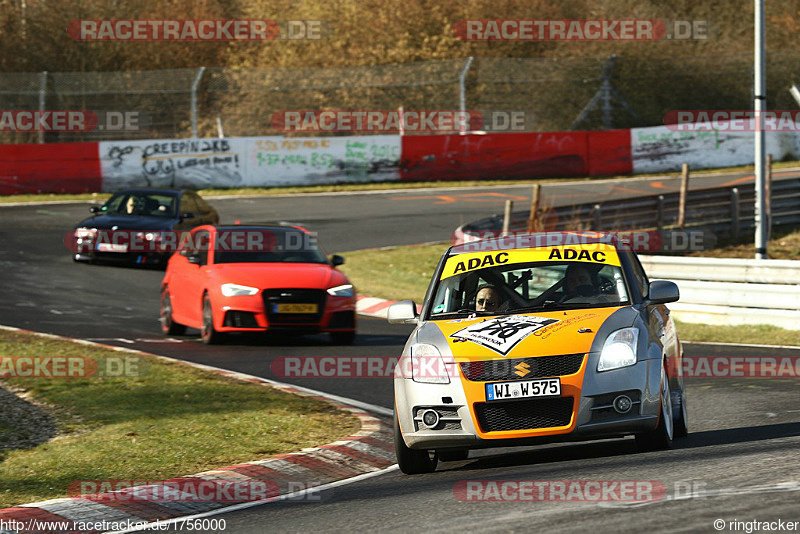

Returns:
74,214,178,231
208,262,347,289
427,307,625,361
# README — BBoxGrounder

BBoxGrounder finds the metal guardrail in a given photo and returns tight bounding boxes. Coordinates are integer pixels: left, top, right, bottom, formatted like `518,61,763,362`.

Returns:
455,177,800,250
639,255,800,331
453,183,800,329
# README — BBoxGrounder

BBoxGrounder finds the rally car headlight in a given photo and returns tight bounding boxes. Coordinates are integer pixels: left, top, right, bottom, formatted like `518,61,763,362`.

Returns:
327,284,354,297
411,343,450,384
220,283,259,297
597,328,639,372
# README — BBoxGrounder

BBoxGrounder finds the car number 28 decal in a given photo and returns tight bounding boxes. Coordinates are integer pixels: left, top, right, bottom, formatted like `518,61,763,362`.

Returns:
449,315,559,356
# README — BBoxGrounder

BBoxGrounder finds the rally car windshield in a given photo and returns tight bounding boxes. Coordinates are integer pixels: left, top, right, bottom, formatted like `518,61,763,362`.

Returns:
429,253,631,318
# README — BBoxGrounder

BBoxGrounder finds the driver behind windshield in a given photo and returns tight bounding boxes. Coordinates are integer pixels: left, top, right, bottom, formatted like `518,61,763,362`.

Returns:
475,285,504,312
561,264,599,301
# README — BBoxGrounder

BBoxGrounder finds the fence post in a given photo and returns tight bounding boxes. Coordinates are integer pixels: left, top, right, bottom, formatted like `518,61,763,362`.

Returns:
502,200,513,236
656,195,664,232
458,57,473,135
731,187,740,240
677,163,690,229
38,71,47,144
527,184,541,233
190,67,206,138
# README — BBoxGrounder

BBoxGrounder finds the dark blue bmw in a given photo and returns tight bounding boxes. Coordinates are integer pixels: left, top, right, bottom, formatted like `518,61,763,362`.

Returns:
71,188,219,265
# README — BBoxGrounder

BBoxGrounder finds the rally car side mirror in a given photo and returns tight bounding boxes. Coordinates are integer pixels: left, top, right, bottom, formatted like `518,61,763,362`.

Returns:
387,300,419,324
647,280,679,304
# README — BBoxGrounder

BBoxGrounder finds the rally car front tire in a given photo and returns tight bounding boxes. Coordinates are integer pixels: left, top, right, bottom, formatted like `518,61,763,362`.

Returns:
395,412,438,474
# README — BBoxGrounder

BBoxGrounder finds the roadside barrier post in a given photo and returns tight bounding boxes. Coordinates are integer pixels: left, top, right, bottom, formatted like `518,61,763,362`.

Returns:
677,163,690,229
527,184,541,233
593,204,602,231
766,154,772,239
502,200,513,236
731,188,740,240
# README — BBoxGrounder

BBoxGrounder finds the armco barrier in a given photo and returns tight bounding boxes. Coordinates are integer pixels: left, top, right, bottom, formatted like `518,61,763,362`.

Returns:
638,255,800,330
453,177,800,244
0,142,102,194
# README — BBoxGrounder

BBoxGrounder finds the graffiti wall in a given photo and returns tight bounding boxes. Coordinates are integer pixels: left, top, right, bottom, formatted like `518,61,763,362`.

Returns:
98,135,401,191
631,125,800,174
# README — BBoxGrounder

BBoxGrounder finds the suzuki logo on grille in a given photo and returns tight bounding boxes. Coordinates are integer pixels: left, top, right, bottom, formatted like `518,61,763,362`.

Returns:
514,362,531,377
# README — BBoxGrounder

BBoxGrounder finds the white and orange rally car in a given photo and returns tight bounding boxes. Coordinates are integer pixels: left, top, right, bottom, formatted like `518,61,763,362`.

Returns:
388,232,688,474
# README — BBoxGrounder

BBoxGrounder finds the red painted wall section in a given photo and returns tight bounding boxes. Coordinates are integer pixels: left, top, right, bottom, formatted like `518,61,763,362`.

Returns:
0,142,102,195
400,130,631,181
587,129,633,176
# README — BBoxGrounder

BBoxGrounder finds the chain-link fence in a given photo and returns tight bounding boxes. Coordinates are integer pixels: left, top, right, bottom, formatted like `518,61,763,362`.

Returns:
3,52,800,144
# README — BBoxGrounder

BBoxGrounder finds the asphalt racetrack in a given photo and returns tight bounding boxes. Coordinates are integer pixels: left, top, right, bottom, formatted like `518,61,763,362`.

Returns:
1,173,799,533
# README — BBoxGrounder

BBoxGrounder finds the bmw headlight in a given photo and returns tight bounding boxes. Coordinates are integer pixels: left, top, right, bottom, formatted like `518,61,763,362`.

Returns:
597,328,639,372
411,343,450,384
75,227,97,239
327,284,354,297
220,283,259,297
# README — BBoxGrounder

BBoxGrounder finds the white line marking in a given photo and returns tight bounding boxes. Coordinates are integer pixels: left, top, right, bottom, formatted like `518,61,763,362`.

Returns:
684,341,800,350
107,465,400,533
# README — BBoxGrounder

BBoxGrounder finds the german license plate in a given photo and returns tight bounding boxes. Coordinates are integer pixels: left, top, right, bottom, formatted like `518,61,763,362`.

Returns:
275,303,318,314
96,243,128,253
485,378,561,401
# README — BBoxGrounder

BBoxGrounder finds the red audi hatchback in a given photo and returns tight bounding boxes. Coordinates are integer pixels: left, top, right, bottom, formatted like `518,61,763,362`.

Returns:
160,224,357,344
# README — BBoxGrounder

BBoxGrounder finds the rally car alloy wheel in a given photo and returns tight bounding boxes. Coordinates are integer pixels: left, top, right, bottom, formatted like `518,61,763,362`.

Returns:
394,412,438,474
636,364,674,452
160,288,186,336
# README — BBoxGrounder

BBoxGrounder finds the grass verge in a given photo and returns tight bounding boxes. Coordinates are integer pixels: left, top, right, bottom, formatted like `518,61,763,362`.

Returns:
340,243,799,347
673,321,800,346
0,329,359,508
340,243,445,304
689,227,800,260
3,159,798,205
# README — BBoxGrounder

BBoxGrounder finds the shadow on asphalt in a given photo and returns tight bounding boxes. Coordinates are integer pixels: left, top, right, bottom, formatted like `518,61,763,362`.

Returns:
438,422,800,474
75,259,167,271
176,331,409,348
675,421,800,448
